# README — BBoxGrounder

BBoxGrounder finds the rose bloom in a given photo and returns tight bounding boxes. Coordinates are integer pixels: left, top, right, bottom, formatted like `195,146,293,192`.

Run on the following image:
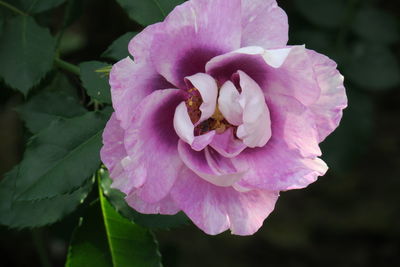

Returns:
101,0,347,235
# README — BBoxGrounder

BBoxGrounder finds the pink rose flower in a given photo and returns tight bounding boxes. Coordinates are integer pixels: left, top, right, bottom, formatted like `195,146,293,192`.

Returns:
101,0,347,235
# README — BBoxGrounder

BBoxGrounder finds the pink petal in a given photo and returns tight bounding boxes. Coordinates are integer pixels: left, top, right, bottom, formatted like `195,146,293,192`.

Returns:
101,114,180,214
236,71,272,148
218,80,243,126
307,50,348,142
171,167,279,235
233,139,328,191
150,0,242,88
185,73,218,124
209,128,247,158
241,0,288,49
128,22,162,63
178,141,245,187
109,57,172,129
123,89,185,203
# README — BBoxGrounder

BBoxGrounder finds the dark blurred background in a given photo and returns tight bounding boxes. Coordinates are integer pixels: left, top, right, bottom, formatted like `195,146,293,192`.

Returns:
1,0,399,266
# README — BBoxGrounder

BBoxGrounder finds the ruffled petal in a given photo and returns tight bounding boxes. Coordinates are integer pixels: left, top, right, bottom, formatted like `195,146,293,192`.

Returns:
307,50,347,142
171,167,279,235
178,141,246,187
241,0,288,49
185,73,218,124
123,89,185,203
233,140,328,191
236,71,272,148
109,57,172,129
218,80,243,126
150,0,242,88
209,128,247,158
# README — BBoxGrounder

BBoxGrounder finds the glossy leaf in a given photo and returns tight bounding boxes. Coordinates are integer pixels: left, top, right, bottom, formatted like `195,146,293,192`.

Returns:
17,90,86,134
343,44,400,91
101,32,137,61
293,0,346,28
115,0,185,26
352,7,399,45
0,166,94,229
13,111,110,201
80,61,112,104
65,204,112,267
99,169,189,229
99,181,162,267
0,16,56,95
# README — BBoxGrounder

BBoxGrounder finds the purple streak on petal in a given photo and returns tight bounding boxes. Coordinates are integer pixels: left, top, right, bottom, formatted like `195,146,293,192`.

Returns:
171,167,279,235
185,73,218,124
178,141,246,187
109,57,173,129
307,50,348,142
150,0,242,88
124,89,185,203
209,128,247,158
241,0,288,48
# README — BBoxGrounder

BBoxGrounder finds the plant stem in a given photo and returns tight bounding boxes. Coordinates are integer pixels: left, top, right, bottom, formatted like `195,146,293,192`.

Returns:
0,0,28,16
54,57,80,76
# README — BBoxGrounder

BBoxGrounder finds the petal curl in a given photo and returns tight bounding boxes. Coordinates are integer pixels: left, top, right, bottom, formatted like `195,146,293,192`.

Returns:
171,167,279,235
124,89,185,203
110,57,172,129
241,0,288,49
218,80,243,126
150,0,242,88
209,128,247,158
178,141,245,187
185,73,218,124
307,50,347,142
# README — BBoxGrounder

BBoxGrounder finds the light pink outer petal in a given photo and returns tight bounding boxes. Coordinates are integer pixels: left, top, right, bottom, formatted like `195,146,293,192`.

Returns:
236,71,272,148
209,128,247,158
109,57,172,129
178,141,245,187
150,0,242,88
307,50,348,142
185,73,218,125
100,113,179,214
128,23,162,63
241,0,288,49
233,140,328,191
171,167,279,235
218,80,243,126
123,89,185,203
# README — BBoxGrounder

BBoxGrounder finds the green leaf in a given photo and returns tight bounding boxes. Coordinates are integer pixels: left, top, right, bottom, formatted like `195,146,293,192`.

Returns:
17,90,86,134
99,169,189,229
115,0,186,26
66,178,162,267
13,111,110,201
3,0,66,14
80,61,112,104
0,16,56,95
65,204,112,267
352,7,399,45
0,166,94,229
293,0,346,28
343,44,400,91
101,32,137,61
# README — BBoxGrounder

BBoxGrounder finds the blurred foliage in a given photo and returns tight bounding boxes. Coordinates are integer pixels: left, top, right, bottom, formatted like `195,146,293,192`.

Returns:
0,0,399,266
